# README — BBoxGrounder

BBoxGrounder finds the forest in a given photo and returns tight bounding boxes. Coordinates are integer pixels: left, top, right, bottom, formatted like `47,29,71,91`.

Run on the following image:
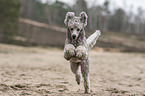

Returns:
19,0,145,34
0,0,145,49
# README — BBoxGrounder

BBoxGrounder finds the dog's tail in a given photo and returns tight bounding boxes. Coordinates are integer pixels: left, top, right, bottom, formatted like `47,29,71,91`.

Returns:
86,30,101,50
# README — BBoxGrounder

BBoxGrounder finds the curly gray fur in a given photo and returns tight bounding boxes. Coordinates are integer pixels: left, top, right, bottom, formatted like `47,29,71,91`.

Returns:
64,12,100,94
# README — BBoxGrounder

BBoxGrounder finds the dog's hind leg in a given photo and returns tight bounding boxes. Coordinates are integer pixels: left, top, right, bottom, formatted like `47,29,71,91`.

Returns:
70,62,81,85
81,60,90,94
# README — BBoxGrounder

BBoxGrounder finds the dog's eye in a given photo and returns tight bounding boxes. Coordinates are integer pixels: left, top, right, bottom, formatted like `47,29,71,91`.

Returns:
70,28,73,31
77,28,80,31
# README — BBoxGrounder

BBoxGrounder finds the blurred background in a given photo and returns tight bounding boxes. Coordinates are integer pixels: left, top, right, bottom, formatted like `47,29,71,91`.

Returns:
0,0,145,52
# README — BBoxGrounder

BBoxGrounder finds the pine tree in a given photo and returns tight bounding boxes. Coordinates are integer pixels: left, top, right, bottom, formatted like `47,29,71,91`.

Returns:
0,0,20,43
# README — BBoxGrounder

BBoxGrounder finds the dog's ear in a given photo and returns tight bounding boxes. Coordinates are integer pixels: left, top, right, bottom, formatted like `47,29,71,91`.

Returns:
80,12,88,27
64,12,75,26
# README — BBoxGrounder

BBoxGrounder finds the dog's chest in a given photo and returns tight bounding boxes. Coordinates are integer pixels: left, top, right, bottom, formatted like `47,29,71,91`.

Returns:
71,39,85,48
70,57,82,62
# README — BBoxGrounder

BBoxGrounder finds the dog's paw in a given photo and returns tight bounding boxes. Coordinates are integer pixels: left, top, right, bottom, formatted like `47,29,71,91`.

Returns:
64,44,75,60
76,46,87,60
76,74,81,85
68,49,75,56
76,51,82,58
65,44,75,56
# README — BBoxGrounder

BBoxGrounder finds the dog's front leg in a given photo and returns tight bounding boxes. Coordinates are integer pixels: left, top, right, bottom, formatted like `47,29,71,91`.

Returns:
76,46,88,60
64,44,75,60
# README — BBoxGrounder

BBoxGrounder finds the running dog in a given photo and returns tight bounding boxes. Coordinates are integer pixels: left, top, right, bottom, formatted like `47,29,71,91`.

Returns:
63,11,101,94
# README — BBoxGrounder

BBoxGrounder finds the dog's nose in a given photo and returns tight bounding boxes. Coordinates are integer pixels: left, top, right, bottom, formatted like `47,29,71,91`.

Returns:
72,34,76,39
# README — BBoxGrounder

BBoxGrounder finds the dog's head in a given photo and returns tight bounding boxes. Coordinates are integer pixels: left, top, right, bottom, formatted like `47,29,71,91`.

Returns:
64,12,88,40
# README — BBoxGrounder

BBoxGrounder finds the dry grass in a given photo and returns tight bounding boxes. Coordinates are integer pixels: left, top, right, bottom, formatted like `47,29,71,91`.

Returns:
0,43,145,96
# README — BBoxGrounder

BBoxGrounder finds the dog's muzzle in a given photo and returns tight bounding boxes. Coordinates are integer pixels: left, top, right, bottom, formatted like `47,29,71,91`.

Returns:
72,34,76,40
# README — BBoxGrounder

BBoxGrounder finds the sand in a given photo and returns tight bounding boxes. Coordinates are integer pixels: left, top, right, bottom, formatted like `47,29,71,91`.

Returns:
0,44,145,96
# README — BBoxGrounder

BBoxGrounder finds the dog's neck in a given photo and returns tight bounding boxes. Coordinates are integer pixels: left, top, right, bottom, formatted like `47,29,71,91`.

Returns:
67,29,85,48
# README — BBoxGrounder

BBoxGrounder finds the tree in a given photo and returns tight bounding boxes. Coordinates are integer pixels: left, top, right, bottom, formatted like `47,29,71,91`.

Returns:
109,8,126,32
102,0,110,31
134,7,145,34
0,0,20,43
74,0,88,15
45,0,72,26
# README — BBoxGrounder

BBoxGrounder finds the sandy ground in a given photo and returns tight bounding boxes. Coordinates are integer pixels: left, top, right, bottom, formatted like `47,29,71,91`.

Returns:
0,44,145,96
